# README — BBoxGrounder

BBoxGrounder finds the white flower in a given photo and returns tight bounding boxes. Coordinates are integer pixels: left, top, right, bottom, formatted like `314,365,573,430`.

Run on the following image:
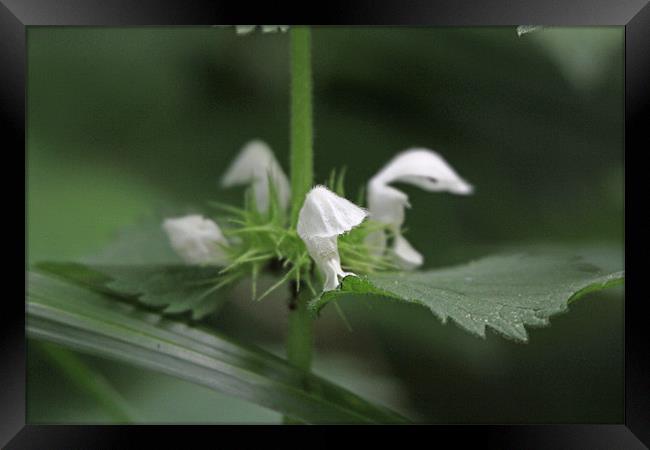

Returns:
221,140,291,213
162,215,228,265
367,148,473,269
297,186,367,292
236,25,289,35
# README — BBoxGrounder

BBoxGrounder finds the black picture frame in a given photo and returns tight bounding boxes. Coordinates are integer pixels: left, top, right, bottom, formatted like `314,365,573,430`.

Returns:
5,0,648,447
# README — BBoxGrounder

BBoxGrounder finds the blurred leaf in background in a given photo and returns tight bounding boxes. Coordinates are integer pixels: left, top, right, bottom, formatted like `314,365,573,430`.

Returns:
529,27,622,91
26,26,623,423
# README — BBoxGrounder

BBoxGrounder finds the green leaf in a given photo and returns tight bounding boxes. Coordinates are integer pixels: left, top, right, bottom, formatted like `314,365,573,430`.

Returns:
27,271,409,424
36,262,233,320
311,252,624,342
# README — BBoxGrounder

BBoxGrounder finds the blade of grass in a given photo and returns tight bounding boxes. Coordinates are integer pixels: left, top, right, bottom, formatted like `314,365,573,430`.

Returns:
27,271,409,424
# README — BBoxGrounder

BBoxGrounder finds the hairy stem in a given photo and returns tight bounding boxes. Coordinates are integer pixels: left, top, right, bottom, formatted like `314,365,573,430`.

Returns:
286,289,313,371
289,26,314,227
285,26,314,424
284,288,313,424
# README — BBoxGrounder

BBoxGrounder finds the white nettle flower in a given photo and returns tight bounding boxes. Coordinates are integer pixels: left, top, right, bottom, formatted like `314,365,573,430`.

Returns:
297,186,367,292
162,215,228,265
221,140,291,213
236,25,289,35
367,148,473,269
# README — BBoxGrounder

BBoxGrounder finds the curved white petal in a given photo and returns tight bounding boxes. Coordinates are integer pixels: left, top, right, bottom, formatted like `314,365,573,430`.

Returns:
297,186,367,291
371,148,473,195
162,215,228,265
392,233,424,269
367,148,473,269
221,140,291,212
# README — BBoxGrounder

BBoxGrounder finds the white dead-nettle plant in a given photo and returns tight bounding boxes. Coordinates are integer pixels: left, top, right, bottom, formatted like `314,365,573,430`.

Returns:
163,141,472,292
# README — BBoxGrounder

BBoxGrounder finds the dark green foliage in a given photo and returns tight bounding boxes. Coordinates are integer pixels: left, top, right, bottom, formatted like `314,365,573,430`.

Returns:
37,262,231,319
312,252,624,342
27,271,409,424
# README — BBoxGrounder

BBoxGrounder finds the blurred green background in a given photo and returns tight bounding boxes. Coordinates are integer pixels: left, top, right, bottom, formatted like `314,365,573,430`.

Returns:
26,26,624,423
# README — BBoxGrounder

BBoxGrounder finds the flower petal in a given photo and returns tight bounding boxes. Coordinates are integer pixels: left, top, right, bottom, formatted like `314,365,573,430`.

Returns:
392,233,424,269
162,215,228,265
296,185,367,239
367,183,409,228
370,148,473,195
297,186,367,291
367,148,473,269
221,140,291,212
301,236,349,292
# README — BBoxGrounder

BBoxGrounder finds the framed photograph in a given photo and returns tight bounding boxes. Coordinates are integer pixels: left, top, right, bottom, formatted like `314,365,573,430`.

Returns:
4,0,648,447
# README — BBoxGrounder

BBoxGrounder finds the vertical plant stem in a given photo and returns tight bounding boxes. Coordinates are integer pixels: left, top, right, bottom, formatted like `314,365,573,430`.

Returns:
289,26,314,227
285,289,312,424
285,26,314,424
286,289,313,371
282,283,313,425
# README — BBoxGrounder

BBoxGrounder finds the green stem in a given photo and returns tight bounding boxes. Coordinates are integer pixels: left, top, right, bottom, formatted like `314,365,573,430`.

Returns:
285,26,314,425
284,289,313,424
286,289,313,371
289,26,314,227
